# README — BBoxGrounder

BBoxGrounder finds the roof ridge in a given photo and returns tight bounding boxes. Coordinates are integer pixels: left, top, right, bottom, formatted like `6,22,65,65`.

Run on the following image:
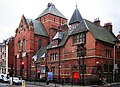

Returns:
84,19,117,44
83,19,89,30
37,3,66,19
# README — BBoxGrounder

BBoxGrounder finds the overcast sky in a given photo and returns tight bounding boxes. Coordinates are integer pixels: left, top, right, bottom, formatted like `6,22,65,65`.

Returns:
0,0,120,42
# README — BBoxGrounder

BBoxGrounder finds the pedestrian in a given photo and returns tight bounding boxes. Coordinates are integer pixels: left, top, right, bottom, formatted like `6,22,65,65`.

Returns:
102,78,107,85
99,78,103,85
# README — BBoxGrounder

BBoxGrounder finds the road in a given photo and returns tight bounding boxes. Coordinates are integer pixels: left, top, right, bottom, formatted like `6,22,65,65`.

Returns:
0,83,9,87
0,82,57,87
0,82,120,87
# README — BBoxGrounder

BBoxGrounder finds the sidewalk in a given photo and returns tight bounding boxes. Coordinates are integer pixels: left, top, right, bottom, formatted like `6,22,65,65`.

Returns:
26,81,120,87
8,81,120,87
25,82,98,87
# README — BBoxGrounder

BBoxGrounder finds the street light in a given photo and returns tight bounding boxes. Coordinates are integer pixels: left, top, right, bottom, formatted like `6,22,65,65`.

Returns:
113,40,119,82
58,65,61,83
96,62,102,79
77,44,86,86
58,48,61,83
96,61,103,85
21,61,24,79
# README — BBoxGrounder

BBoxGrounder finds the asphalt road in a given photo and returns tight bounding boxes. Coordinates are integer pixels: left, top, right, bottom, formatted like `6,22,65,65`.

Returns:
0,83,9,87
0,82,120,87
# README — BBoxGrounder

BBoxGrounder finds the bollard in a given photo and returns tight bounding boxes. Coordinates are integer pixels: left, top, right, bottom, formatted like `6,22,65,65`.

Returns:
10,80,13,85
46,80,49,85
22,80,26,87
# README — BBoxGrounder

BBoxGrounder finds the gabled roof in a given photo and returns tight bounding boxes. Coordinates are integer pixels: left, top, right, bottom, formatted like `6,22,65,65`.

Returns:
47,18,117,50
26,19,48,37
37,3,66,19
69,7,83,25
33,46,47,62
47,31,69,49
70,18,117,44
70,20,88,35
84,19,117,44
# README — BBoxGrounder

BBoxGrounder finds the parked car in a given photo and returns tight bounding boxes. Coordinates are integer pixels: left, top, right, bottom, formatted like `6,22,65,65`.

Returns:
8,77,22,85
0,74,7,82
2,77,9,83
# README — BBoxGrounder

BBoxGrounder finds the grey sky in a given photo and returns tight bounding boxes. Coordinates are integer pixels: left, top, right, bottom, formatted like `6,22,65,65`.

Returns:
0,0,120,42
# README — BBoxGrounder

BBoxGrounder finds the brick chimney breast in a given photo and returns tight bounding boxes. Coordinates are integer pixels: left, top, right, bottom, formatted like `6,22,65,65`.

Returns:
104,22,112,32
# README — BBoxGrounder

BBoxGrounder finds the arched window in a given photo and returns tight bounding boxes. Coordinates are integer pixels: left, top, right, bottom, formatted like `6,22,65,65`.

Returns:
38,39,42,50
18,40,21,51
23,38,26,51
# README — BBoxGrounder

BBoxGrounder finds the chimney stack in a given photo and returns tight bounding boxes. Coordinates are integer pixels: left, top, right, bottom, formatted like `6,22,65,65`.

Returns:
94,18,100,26
117,32,120,40
104,22,112,32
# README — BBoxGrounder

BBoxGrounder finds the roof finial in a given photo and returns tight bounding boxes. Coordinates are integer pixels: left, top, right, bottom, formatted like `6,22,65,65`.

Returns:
76,2,77,8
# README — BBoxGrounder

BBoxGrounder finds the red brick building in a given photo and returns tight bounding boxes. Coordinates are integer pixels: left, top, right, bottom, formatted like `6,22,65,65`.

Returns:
0,37,14,76
14,3,120,84
14,3,67,79
33,4,120,84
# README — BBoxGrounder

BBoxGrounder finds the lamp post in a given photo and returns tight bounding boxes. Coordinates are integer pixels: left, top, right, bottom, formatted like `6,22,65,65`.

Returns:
45,55,49,85
21,61,24,79
96,62,102,82
35,62,37,81
58,65,61,83
58,47,61,83
77,44,86,86
113,40,119,82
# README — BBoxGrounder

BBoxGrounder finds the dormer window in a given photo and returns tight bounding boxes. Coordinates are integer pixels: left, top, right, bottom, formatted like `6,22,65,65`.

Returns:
52,32,63,47
52,40,59,47
73,33,86,44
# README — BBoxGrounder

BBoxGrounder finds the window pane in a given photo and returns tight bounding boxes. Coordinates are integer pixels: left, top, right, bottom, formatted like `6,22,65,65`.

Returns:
104,64,108,72
109,65,113,72
23,39,26,51
73,35,77,43
77,35,79,43
18,41,21,51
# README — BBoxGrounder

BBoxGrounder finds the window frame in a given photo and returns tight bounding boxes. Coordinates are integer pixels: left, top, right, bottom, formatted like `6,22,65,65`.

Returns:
23,38,26,51
18,40,21,52
73,33,86,44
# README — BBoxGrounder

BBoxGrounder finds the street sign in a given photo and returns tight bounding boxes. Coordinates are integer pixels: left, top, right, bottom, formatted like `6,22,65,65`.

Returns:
48,72,53,80
114,64,118,69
